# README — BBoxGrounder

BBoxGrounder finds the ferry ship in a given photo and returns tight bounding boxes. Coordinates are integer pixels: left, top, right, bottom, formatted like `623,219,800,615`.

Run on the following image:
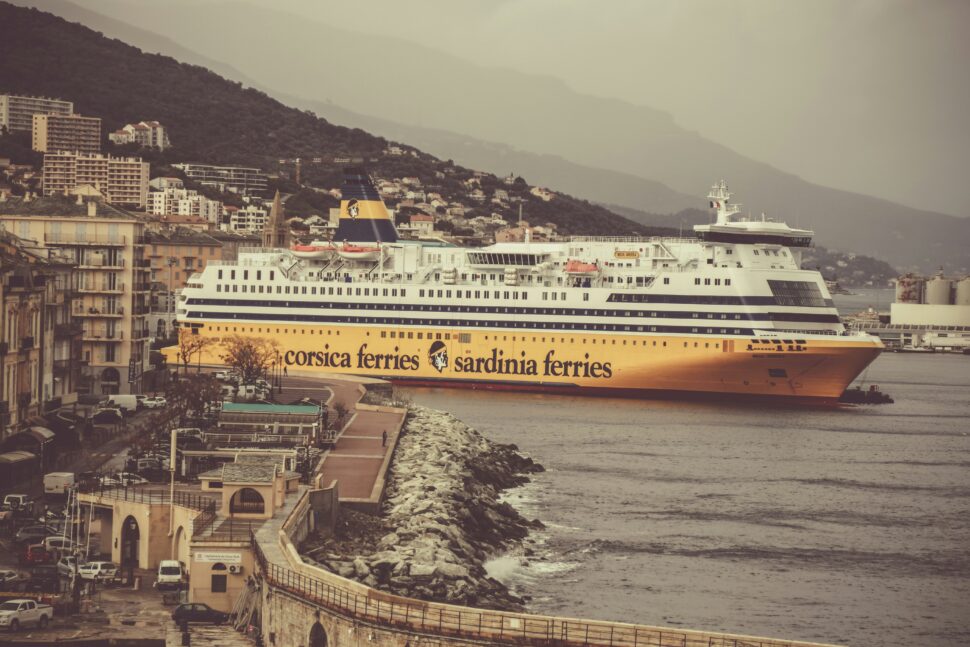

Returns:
173,171,882,402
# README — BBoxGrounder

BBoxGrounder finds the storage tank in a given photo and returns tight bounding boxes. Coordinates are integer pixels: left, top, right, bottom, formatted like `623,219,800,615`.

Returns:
895,274,924,304
925,275,953,305
955,276,970,306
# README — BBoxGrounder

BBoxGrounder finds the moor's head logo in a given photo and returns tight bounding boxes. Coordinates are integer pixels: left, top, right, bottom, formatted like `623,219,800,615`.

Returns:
428,341,448,373
347,199,359,219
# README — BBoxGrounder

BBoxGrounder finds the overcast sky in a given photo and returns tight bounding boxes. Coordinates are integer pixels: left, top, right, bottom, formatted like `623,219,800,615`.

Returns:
234,0,970,216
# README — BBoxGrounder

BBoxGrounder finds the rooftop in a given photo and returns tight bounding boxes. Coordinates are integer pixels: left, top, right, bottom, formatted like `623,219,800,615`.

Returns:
199,462,279,483
221,402,321,415
0,195,138,220
144,226,221,246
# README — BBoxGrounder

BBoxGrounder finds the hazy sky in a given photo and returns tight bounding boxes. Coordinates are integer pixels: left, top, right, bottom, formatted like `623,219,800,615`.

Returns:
239,0,970,216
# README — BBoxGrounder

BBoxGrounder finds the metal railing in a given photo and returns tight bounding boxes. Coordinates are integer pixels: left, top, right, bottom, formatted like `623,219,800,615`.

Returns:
79,485,217,511
45,233,127,246
252,492,833,647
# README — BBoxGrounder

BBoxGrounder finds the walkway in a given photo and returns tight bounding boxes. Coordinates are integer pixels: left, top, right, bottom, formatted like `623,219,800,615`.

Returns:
285,374,406,505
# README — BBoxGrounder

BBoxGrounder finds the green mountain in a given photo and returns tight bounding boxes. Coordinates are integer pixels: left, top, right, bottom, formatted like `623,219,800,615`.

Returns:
0,2,668,238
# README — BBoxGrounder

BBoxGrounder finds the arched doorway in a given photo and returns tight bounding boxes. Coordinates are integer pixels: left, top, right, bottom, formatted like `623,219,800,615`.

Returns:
308,622,328,647
121,515,140,569
229,488,265,514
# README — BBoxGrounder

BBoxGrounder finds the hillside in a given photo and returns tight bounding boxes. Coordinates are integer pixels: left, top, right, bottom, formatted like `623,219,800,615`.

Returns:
0,2,667,238
28,0,970,273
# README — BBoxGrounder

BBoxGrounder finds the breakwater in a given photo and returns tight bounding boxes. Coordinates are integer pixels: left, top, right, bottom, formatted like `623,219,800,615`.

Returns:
301,404,543,609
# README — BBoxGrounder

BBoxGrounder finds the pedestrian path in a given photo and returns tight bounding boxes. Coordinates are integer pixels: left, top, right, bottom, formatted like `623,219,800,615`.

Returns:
284,374,405,506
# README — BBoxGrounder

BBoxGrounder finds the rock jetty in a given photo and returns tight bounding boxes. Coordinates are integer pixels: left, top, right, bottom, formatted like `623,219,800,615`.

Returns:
301,405,543,610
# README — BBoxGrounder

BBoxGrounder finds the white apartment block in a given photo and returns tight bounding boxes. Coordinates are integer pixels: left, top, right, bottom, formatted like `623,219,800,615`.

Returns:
173,163,268,196
221,203,269,233
42,152,150,209
0,94,74,133
109,121,171,151
147,188,223,223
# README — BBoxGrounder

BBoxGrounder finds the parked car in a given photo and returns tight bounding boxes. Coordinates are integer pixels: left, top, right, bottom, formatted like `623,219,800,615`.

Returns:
14,525,58,544
21,544,53,566
0,598,53,632
142,396,167,409
155,560,183,591
1,494,34,512
0,570,27,586
56,555,77,577
213,370,230,381
171,603,227,625
77,561,117,581
43,536,76,553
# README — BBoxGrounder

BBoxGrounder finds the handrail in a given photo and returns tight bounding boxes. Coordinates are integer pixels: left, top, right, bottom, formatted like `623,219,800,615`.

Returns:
254,491,837,647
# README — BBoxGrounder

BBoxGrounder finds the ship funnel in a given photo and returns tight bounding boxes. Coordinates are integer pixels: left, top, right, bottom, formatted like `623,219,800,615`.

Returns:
334,168,398,244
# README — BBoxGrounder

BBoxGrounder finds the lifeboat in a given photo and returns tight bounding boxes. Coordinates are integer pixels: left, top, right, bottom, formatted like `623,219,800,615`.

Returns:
337,243,381,260
290,242,335,259
564,260,599,274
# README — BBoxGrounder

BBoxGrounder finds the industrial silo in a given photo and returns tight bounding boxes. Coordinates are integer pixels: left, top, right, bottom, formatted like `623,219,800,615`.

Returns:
895,274,924,304
955,276,970,306
925,274,953,305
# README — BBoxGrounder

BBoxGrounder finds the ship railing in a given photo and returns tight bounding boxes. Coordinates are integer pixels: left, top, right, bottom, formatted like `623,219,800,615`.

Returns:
569,235,700,244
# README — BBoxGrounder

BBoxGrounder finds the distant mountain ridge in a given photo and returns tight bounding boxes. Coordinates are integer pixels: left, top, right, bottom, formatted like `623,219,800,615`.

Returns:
21,0,969,273
0,1,662,238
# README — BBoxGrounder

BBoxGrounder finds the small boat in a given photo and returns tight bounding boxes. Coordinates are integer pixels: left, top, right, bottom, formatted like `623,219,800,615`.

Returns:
337,243,381,260
290,243,335,259
564,260,599,274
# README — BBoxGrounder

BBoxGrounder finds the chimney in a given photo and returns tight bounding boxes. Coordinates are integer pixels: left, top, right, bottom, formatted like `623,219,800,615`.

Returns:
87,200,97,217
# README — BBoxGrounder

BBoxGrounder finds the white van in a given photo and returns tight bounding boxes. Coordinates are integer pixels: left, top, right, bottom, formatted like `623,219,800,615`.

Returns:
105,394,142,415
43,472,76,497
156,560,184,590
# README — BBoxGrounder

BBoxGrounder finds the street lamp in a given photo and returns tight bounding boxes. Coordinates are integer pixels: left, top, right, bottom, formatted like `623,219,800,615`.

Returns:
275,350,282,394
166,256,178,339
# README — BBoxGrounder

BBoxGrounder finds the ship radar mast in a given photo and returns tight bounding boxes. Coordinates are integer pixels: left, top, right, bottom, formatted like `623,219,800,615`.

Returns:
708,180,742,225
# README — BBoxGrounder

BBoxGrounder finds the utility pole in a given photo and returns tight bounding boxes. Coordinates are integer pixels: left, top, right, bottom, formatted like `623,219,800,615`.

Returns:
166,256,178,339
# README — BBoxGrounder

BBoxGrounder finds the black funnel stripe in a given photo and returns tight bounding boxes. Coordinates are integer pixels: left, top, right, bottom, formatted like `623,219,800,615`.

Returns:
334,218,398,243
342,168,381,201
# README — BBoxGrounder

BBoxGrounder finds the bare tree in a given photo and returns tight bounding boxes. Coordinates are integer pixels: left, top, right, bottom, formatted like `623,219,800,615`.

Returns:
166,373,224,426
176,329,212,375
220,335,280,384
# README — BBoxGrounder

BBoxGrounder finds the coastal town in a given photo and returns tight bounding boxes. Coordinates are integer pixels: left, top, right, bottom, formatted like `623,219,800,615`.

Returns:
0,1,968,645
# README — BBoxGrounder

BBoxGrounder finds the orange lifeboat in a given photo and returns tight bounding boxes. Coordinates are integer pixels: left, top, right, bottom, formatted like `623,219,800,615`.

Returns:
564,260,599,274
290,242,335,259
337,243,381,260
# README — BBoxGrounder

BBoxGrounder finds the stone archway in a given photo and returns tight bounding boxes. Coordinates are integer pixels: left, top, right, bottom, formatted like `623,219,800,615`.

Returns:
308,622,328,647
229,487,265,514
121,515,140,569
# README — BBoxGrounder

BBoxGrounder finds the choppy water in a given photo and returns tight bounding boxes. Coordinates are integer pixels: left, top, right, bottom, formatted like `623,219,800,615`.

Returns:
401,350,970,647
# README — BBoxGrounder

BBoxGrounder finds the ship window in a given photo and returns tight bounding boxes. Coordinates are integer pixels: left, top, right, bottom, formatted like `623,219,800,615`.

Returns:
216,285,221,292
768,368,788,378
231,270,236,279
694,278,701,285
243,270,249,280
725,279,732,286
663,278,670,285
420,290,424,297
726,249,733,255
753,250,760,255
704,278,711,285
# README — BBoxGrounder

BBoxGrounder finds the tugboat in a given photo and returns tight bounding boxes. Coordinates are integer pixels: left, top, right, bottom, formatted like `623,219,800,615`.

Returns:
840,384,894,404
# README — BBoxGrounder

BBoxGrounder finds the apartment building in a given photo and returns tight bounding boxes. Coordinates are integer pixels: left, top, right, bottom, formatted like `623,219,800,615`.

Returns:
144,227,221,338
0,195,152,395
0,94,73,133
147,187,223,224
32,113,102,154
42,152,150,209
220,202,268,233
173,163,268,196
108,121,171,151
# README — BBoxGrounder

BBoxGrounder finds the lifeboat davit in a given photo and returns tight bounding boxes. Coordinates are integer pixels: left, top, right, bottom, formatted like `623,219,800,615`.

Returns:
290,242,335,259
337,243,381,260
564,260,599,274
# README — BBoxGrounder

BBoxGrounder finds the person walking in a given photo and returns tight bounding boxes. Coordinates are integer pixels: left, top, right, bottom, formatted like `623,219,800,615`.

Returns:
381,430,387,447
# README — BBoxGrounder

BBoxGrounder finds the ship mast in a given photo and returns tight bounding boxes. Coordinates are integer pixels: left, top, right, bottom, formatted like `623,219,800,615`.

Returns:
707,180,742,225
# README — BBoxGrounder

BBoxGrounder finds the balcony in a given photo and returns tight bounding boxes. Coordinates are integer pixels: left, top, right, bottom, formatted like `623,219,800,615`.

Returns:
78,261,125,270
45,233,127,246
132,282,151,292
53,358,72,374
77,283,125,294
81,330,124,342
73,306,124,318
54,323,83,339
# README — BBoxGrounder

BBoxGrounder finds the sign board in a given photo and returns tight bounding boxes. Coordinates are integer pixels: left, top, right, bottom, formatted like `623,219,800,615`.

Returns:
614,250,640,259
194,551,242,564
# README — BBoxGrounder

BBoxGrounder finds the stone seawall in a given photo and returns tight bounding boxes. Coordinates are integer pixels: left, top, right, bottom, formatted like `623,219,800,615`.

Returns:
301,404,543,609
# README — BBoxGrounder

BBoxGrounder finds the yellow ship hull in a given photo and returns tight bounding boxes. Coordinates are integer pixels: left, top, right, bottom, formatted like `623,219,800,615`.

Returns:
168,321,882,403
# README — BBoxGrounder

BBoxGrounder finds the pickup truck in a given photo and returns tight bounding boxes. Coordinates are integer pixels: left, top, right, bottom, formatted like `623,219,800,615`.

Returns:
0,598,53,631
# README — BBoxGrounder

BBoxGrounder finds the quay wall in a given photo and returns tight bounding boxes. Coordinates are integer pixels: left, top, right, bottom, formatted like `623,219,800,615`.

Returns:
257,488,841,647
